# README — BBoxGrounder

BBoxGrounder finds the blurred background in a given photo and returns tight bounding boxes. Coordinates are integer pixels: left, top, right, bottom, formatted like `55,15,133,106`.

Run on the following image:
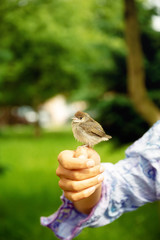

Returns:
0,0,160,239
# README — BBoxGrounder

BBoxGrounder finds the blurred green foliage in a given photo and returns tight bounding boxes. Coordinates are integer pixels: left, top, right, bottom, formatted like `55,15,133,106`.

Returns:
93,95,149,143
1,2,160,239
0,0,160,141
0,126,160,240
1,0,123,106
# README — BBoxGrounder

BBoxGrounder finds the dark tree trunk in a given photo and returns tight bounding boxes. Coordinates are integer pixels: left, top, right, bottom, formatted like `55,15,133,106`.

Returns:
0,107,13,125
124,0,160,125
34,119,41,137
33,104,41,137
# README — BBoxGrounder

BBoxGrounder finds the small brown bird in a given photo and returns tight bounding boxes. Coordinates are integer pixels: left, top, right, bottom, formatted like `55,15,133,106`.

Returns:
72,111,112,147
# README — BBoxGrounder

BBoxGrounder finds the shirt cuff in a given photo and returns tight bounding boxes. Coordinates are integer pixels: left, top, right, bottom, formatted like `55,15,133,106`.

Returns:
40,183,108,240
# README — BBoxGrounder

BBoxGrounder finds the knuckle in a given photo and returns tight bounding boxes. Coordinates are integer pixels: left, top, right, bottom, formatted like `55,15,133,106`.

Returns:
70,181,77,191
71,171,79,180
88,167,94,174
57,152,62,163
88,166,98,176
56,167,60,177
58,151,66,166
64,192,77,202
60,159,67,168
71,194,78,202
58,180,63,189
81,191,88,199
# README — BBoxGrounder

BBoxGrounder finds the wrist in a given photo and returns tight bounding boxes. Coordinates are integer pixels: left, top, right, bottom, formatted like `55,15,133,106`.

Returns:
73,184,102,214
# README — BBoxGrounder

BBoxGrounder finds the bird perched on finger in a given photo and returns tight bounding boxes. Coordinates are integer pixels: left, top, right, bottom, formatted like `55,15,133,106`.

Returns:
72,111,112,147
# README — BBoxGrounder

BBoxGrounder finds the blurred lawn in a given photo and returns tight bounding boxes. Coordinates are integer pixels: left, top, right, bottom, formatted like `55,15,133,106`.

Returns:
0,126,159,240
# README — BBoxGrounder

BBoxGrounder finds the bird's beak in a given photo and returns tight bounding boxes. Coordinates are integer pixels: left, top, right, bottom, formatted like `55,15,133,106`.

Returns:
72,117,81,123
71,117,77,120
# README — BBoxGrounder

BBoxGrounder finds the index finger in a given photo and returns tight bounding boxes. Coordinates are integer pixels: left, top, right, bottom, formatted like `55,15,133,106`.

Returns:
87,148,101,164
74,146,100,165
58,150,95,170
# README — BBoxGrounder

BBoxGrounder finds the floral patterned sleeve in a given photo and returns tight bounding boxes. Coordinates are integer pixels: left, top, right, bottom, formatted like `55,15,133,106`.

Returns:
41,120,160,240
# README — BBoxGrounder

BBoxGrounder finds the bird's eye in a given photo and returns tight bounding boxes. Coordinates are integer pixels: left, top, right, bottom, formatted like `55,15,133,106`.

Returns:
80,117,83,120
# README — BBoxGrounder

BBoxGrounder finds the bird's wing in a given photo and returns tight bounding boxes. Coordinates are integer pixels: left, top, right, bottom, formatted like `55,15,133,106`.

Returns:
81,121,107,138
91,124,106,137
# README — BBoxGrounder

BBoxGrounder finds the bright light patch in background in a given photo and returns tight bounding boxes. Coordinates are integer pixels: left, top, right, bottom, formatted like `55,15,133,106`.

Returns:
152,15,160,31
17,106,38,122
145,0,160,32
25,111,38,122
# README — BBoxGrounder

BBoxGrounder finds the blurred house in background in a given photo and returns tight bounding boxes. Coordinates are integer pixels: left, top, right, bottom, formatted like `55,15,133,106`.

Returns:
15,95,87,129
40,95,87,128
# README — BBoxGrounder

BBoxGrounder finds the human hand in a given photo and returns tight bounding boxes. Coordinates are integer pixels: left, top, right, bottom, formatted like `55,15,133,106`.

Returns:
56,146,104,203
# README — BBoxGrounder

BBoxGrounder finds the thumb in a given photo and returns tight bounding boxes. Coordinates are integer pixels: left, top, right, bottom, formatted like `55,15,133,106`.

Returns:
74,146,88,159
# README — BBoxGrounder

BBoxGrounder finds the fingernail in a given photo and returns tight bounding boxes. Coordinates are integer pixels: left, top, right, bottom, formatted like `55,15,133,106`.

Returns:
98,174,104,182
85,186,96,193
87,160,95,167
79,155,85,159
100,165,105,173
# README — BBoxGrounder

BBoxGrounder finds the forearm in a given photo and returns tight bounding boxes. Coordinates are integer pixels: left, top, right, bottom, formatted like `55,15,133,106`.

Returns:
73,184,102,214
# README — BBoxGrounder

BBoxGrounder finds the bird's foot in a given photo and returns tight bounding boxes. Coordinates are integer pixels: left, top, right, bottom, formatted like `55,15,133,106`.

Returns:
81,144,92,148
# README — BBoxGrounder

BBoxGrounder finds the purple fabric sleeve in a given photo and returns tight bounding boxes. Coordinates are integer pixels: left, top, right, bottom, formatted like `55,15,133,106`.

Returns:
41,120,160,239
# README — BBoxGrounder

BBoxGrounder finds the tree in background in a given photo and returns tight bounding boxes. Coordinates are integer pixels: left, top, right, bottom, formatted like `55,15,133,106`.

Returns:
124,0,160,125
0,0,110,125
0,0,160,142
86,0,160,142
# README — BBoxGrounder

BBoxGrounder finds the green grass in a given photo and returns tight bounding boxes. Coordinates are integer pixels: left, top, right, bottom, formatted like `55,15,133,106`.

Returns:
0,126,159,240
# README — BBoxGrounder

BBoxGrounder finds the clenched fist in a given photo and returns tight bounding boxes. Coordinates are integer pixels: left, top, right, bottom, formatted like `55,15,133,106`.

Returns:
56,146,104,214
